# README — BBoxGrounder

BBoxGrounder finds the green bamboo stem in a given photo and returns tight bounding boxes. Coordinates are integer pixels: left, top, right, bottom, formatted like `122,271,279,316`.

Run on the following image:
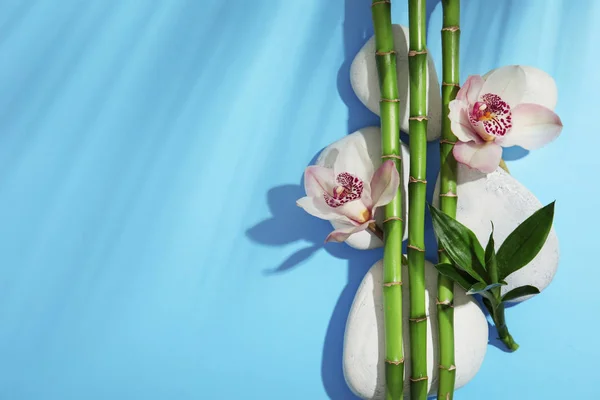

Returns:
371,1,405,399
407,0,428,398
437,0,460,398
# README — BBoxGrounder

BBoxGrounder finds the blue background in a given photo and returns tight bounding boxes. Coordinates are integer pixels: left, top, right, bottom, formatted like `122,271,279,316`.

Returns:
0,0,594,398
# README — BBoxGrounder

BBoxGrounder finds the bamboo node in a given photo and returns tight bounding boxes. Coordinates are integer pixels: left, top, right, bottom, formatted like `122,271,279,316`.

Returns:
438,364,457,371
409,316,428,323
409,376,429,382
409,176,427,184
381,154,402,160
442,82,460,87
375,50,396,55
442,26,460,32
439,139,457,145
371,0,391,6
383,281,402,287
407,244,425,252
380,98,400,103
408,49,428,56
409,116,428,121
385,357,404,365
383,216,403,223
440,191,458,198
436,298,454,307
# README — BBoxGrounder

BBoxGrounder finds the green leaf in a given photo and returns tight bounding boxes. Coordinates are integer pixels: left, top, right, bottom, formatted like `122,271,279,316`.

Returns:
466,282,505,295
477,288,500,311
497,202,555,280
501,285,540,303
434,263,477,291
485,223,498,283
429,204,488,282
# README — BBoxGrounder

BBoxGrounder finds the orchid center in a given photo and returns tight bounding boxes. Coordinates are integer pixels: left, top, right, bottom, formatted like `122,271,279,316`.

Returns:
469,93,512,140
324,172,370,223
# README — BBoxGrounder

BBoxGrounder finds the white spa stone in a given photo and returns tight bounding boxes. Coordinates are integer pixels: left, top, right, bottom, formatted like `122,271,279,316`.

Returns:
350,25,442,141
483,65,558,110
343,260,488,399
433,164,560,303
316,127,410,250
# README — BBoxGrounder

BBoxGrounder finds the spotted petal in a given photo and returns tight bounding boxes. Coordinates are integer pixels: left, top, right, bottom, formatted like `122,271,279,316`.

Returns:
453,141,503,174
470,94,513,140
499,103,563,150
449,100,481,143
369,160,400,209
456,75,484,105
480,65,526,108
325,220,374,243
304,166,335,198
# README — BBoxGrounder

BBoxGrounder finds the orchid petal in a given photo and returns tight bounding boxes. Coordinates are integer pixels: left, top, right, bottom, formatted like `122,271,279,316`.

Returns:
325,220,374,243
304,166,335,198
370,160,400,209
361,181,373,210
499,103,563,150
333,140,374,183
456,75,484,105
449,100,482,143
480,65,526,107
484,66,558,110
296,196,347,222
453,141,503,174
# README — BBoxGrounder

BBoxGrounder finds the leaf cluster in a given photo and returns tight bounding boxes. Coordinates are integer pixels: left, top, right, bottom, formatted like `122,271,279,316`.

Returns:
429,201,555,316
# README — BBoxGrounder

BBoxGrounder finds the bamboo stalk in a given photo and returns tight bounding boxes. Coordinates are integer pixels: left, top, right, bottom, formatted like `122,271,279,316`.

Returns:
437,1,460,399
371,1,405,398
407,0,428,398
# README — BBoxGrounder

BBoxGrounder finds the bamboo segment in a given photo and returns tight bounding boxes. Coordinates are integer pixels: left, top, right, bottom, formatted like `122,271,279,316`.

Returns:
371,1,405,399
437,0,460,399
407,0,428,399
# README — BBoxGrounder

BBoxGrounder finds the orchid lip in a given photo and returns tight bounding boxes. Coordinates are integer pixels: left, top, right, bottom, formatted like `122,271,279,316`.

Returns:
324,172,364,208
470,93,513,140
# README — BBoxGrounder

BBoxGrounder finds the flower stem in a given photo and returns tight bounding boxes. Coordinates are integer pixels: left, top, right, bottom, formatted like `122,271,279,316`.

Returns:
368,222,384,241
408,0,429,398
493,303,520,351
437,0,459,398
371,1,405,398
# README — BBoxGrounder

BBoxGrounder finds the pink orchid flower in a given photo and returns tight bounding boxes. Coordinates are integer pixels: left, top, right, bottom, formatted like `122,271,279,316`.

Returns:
297,159,399,243
449,65,563,173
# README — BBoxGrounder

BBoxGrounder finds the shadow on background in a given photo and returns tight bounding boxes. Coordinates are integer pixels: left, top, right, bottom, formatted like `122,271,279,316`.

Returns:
246,163,384,400
246,153,383,277
503,146,530,161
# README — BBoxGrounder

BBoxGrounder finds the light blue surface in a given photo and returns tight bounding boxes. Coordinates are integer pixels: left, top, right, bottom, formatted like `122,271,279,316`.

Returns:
0,1,595,398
